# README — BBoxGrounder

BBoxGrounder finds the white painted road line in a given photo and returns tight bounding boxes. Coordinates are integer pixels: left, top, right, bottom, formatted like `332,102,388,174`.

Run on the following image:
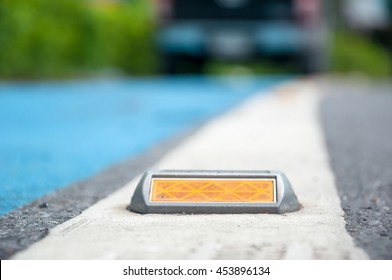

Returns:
13,79,368,259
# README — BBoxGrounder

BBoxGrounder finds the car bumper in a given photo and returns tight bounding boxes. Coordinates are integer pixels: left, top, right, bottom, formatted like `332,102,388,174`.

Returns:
157,21,306,59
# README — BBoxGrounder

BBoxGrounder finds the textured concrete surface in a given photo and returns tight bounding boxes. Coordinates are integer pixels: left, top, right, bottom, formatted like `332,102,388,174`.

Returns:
13,79,367,259
0,127,198,259
320,80,392,259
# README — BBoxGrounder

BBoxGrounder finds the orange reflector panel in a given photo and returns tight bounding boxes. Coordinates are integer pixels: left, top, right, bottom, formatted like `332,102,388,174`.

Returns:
150,178,276,203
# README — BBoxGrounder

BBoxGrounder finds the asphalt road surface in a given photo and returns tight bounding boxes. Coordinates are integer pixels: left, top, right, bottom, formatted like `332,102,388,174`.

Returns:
0,77,391,260
320,80,392,259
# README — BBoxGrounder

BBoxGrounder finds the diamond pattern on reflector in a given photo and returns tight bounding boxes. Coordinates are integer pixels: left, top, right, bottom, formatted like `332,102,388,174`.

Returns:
150,179,275,203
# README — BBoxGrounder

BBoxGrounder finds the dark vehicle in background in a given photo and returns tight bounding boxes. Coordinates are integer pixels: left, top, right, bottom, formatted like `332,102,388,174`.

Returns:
154,0,329,74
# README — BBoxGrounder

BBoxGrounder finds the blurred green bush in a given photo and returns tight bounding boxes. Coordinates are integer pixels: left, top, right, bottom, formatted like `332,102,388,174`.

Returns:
331,30,391,78
0,0,157,79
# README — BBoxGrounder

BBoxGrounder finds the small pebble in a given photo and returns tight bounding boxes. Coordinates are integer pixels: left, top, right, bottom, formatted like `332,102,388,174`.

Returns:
38,202,48,209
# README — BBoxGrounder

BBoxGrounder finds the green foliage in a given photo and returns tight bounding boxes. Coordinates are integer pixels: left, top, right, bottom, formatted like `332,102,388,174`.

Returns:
0,0,157,79
331,30,391,78
93,1,157,76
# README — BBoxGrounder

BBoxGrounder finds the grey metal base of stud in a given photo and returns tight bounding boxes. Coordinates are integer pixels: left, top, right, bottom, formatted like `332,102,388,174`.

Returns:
129,170,300,214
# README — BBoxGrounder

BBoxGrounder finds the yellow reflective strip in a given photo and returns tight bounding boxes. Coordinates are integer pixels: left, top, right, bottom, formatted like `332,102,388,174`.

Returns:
150,178,276,203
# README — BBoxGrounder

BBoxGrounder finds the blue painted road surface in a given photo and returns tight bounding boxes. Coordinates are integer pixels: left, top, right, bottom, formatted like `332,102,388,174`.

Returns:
0,76,288,216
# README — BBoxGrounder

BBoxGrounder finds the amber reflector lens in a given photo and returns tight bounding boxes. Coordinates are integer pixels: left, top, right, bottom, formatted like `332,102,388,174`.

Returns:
150,178,276,203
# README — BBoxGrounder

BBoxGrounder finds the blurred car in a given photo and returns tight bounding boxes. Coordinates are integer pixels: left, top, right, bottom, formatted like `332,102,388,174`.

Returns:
154,0,329,74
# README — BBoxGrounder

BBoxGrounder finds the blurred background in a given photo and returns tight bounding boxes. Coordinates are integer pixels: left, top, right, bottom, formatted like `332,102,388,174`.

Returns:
0,0,390,79
1,1,392,261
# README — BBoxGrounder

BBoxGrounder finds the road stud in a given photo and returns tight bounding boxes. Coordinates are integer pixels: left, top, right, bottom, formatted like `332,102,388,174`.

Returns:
129,170,300,214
